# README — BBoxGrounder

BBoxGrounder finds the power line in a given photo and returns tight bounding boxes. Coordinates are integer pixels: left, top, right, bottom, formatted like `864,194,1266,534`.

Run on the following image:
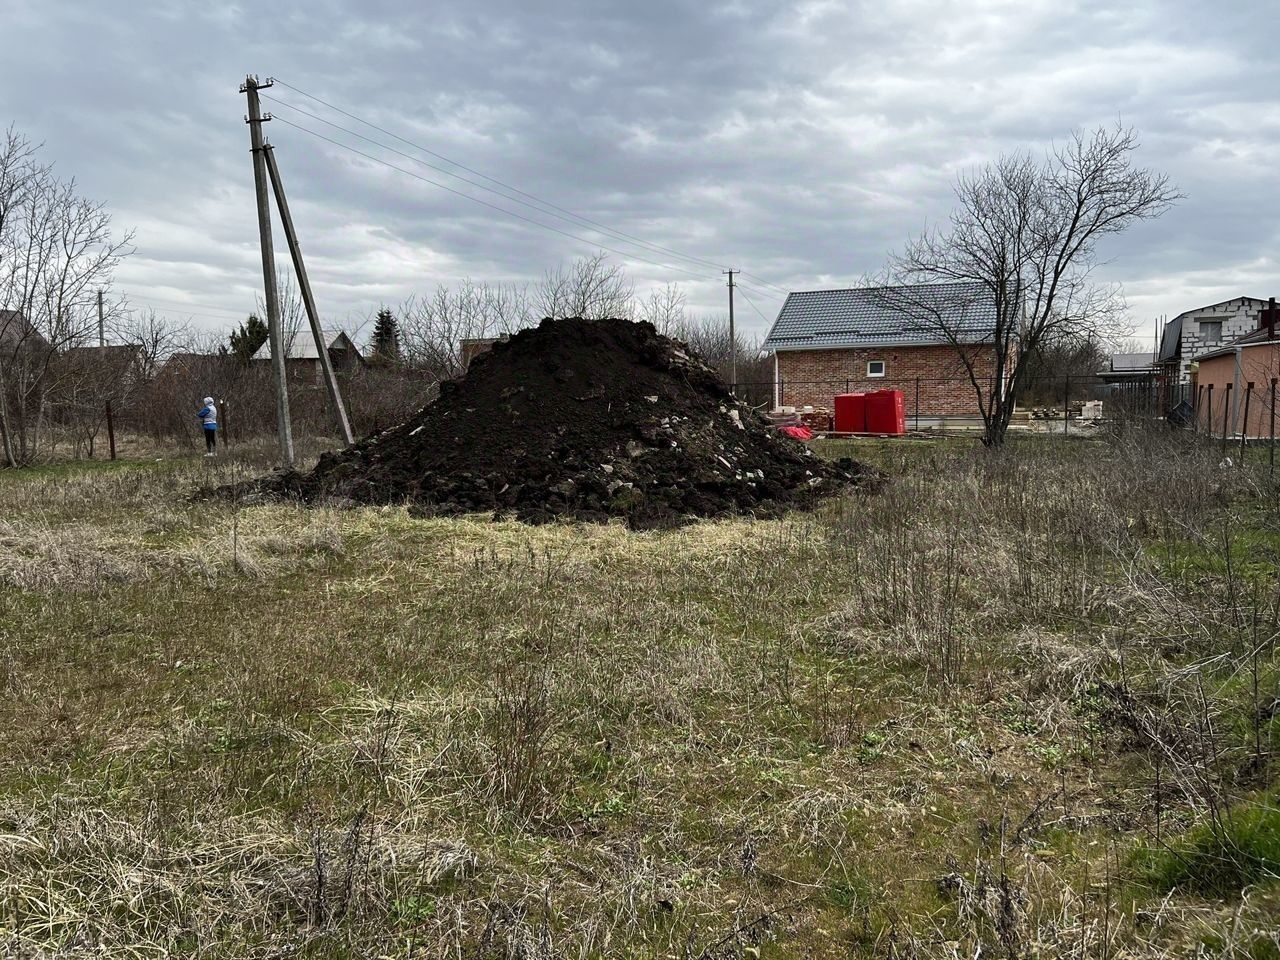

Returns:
738,272,793,296
263,93,732,278
126,295,249,317
733,280,787,305
271,77,735,276
268,114,715,284
734,283,776,325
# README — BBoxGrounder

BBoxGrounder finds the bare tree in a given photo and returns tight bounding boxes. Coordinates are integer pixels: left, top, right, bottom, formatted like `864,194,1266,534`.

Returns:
256,271,306,356
883,125,1179,446
113,307,191,381
0,128,133,465
639,283,687,336
399,279,533,380
534,252,634,320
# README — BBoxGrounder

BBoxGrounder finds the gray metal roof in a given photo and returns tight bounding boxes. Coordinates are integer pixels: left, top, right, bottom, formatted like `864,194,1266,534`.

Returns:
251,329,358,361
1110,352,1154,371
762,282,996,350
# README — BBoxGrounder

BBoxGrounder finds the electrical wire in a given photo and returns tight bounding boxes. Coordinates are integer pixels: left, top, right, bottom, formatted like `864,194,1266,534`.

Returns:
270,78,735,276
734,283,777,326
126,295,249,318
263,93,734,278
268,114,715,284
739,272,794,296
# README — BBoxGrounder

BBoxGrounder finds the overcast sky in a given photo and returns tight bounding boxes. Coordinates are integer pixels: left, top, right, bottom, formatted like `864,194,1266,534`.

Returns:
1,0,1275,345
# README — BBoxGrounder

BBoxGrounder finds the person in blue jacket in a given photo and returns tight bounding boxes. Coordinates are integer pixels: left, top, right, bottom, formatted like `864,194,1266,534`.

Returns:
197,396,218,456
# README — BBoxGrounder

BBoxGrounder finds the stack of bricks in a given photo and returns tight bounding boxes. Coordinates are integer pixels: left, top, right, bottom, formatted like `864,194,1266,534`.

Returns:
798,409,833,432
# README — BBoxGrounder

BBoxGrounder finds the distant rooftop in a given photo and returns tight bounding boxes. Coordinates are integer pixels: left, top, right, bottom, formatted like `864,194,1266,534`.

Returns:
762,282,996,351
251,329,358,361
1109,352,1154,371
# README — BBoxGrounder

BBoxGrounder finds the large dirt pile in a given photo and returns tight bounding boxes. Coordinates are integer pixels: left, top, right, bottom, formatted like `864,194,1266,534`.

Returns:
264,317,873,528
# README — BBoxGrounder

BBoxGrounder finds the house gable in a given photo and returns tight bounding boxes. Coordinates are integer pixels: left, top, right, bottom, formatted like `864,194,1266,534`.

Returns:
1160,296,1269,381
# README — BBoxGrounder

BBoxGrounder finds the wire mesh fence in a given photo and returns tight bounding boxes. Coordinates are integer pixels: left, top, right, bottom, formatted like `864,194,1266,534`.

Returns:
731,374,1200,431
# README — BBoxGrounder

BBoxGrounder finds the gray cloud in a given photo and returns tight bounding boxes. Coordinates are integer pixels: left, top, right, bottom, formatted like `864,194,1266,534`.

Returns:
0,0,1275,341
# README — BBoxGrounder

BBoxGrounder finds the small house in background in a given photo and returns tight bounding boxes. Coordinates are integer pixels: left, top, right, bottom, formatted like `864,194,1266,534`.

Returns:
1157,297,1270,384
0,309,49,357
460,335,508,372
762,281,999,425
1192,300,1280,439
251,329,364,383
57,344,145,390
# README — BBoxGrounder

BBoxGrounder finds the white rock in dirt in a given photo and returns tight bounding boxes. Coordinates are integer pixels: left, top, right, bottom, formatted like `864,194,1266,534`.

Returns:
601,464,614,474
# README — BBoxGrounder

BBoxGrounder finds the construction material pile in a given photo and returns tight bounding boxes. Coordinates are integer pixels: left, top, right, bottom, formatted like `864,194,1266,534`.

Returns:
265,317,873,529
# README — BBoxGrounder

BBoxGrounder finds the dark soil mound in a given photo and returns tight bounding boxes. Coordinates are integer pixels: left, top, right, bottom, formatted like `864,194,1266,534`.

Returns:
260,317,873,529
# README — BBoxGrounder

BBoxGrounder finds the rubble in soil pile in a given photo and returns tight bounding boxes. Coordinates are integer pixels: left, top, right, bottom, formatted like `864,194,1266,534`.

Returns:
259,317,874,529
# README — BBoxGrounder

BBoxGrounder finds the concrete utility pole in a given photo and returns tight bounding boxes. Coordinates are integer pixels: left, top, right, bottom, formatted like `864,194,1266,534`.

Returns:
263,144,354,446
724,269,737,393
97,288,116,460
241,75,294,469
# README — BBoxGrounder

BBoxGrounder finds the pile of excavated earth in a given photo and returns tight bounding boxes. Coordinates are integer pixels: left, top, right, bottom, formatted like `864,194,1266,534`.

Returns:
258,317,874,529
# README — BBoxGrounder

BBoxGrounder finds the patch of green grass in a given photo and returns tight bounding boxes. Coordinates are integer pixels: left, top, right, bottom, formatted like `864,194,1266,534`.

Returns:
1149,506,1280,584
1133,794,1280,896
0,456,179,483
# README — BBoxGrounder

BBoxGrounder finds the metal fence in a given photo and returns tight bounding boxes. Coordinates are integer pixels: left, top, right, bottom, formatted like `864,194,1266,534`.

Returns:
731,374,1196,431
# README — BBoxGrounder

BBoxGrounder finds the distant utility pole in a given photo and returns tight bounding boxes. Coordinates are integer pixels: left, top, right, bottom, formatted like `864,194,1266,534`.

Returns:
263,144,354,446
724,269,737,392
241,74,294,470
97,288,116,461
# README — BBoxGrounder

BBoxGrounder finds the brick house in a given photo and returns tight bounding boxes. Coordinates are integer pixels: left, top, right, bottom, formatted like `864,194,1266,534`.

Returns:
762,282,999,423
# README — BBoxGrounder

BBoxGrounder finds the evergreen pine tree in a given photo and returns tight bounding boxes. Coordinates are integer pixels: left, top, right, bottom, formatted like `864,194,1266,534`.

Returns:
229,314,269,361
371,308,401,363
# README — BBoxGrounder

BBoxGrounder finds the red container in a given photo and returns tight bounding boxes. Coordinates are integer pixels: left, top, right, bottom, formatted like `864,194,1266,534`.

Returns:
833,393,867,433
864,389,906,435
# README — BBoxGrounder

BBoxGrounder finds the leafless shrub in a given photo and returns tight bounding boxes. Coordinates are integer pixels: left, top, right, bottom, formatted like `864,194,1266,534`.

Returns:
475,660,568,826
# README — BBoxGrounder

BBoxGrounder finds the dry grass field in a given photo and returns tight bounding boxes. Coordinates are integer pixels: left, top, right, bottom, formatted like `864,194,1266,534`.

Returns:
1,433,1277,958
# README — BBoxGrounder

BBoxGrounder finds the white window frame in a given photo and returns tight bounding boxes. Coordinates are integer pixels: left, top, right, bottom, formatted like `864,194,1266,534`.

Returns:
867,359,886,378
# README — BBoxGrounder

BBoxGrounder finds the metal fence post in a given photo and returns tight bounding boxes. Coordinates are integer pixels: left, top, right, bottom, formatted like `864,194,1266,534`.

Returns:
1063,375,1070,435
1264,378,1274,478
1241,382,1254,460
1271,379,1277,479
1206,384,1213,438
914,377,921,431
1221,383,1232,457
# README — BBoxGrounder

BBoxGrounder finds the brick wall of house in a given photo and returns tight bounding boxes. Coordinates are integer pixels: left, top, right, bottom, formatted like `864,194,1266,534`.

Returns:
1194,347,1280,438
775,345,998,417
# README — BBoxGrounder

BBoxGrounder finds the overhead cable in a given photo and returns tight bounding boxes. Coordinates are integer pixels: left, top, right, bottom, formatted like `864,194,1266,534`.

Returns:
268,114,715,284
270,78,735,276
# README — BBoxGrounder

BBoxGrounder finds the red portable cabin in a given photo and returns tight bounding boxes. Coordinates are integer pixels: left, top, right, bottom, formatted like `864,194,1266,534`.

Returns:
864,389,906,435
833,393,867,433
833,390,905,435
